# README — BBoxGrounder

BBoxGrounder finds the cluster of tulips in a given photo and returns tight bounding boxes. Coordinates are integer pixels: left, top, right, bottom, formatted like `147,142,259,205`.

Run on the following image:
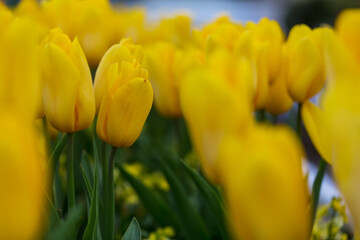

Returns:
1,0,360,239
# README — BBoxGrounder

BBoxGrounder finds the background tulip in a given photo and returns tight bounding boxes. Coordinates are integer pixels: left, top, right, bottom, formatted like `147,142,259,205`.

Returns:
285,25,327,102
40,28,95,133
180,66,253,183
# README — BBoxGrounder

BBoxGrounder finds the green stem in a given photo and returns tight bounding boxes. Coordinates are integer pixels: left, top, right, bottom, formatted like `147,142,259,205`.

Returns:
297,103,303,138
310,159,327,231
67,132,75,210
101,141,108,239
106,147,117,240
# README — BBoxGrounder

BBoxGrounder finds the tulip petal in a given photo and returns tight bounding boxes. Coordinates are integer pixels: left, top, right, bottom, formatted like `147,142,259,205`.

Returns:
301,101,331,163
105,77,153,148
41,43,81,132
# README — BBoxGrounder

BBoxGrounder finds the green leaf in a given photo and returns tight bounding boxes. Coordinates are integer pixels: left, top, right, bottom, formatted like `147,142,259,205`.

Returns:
46,204,85,240
158,157,211,240
180,161,231,239
118,165,179,228
45,193,62,233
121,218,141,240
83,138,101,240
50,134,68,164
53,161,64,211
80,151,93,206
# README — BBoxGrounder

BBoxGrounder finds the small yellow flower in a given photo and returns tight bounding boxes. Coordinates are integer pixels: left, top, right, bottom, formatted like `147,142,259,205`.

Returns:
40,28,96,132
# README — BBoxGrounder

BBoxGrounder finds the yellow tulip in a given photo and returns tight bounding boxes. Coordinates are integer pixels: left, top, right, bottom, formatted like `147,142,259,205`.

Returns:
265,46,294,115
336,9,360,64
144,42,202,117
234,30,269,110
285,25,327,102
40,28,96,133
94,38,143,113
219,125,309,240
0,113,46,239
246,17,284,82
302,29,360,236
96,39,153,148
193,16,244,53
71,0,120,66
0,17,42,119
180,66,253,183
151,15,192,47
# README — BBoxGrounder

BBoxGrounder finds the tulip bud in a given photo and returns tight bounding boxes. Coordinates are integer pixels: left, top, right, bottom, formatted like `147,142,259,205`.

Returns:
180,66,253,183
96,39,153,148
285,25,327,102
40,28,96,133
336,9,360,65
0,114,46,239
219,125,309,240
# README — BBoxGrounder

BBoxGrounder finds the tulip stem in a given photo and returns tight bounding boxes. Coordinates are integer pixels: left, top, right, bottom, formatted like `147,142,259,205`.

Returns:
67,132,75,210
310,158,327,231
101,141,108,239
297,103,303,138
106,146,117,240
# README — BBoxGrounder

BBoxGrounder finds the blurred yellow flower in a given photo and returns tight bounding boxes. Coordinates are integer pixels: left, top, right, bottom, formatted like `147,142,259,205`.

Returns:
180,64,253,182
40,28,96,132
96,38,153,148
302,29,360,237
145,43,202,117
265,46,294,115
336,9,360,65
285,25,328,102
0,114,46,239
0,17,42,119
246,17,284,82
219,125,309,240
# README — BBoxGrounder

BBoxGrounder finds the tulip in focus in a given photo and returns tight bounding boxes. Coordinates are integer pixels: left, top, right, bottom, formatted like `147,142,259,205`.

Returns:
96,38,153,148
40,28,96,133
219,125,309,240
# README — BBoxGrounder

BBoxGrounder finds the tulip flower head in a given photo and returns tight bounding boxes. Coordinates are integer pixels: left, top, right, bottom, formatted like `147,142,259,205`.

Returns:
285,25,328,102
40,28,96,133
96,38,153,148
